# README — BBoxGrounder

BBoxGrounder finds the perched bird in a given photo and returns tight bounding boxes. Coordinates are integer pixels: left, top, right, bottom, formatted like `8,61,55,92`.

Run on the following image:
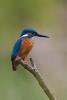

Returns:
11,29,49,71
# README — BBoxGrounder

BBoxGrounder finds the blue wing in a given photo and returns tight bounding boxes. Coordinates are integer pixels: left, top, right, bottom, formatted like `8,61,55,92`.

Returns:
11,37,24,58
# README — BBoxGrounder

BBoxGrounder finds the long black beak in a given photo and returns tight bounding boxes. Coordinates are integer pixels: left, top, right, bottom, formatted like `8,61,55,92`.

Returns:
36,34,49,38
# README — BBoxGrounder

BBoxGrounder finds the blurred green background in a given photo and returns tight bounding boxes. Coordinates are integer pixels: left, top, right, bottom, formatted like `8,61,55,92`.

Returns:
0,0,67,100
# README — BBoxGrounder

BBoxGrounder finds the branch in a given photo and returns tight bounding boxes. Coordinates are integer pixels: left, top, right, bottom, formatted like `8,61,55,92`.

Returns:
18,60,57,100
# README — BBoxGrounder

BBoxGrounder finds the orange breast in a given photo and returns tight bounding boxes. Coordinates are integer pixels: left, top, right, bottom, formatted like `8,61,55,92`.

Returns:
17,38,33,60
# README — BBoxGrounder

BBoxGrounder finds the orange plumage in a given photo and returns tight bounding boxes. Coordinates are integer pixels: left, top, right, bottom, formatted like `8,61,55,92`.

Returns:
17,37,33,60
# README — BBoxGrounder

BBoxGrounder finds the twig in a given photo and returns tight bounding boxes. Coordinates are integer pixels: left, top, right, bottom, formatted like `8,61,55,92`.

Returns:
18,60,57,100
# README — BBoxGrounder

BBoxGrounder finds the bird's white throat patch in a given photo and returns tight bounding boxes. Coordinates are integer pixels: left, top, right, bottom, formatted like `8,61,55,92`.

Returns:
18,34,28,40
22,34,28,37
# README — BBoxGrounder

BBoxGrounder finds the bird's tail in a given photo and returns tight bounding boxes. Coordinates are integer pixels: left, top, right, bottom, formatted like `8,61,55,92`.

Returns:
11,56,17,71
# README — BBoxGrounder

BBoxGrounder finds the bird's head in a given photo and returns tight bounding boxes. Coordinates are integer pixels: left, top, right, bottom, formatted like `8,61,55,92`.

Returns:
20,28,49,38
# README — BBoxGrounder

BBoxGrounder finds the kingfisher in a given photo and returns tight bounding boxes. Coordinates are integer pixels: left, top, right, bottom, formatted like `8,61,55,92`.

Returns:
11,29,49,71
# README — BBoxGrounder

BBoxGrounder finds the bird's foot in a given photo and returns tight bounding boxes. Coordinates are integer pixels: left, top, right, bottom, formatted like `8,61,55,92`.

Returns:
15,56,28,65
22,60,28,65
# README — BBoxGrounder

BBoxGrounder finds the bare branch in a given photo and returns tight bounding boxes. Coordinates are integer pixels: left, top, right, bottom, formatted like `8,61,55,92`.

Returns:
18,60,57,100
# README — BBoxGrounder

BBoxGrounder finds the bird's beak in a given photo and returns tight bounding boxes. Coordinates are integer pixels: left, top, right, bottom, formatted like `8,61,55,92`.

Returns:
36,33,49,38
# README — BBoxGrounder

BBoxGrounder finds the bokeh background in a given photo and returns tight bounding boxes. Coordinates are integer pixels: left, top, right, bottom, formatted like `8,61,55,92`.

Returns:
0,0,67,100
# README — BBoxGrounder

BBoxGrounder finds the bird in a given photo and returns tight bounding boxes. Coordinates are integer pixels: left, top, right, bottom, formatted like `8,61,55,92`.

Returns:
11,28,49,71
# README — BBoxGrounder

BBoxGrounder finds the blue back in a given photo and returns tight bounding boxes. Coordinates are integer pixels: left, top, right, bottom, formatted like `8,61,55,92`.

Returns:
11,37,24,58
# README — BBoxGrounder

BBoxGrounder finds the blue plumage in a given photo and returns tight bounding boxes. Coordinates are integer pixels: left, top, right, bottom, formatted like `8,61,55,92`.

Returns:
21,28,36,36
11,31,34,58
11,37,24,58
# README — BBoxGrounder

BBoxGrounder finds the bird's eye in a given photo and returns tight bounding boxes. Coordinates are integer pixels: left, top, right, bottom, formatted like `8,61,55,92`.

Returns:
32,32,35,35
32,32,37,35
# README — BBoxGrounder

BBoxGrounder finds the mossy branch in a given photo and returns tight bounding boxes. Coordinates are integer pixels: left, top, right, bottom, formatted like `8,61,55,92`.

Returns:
18,59,57,100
